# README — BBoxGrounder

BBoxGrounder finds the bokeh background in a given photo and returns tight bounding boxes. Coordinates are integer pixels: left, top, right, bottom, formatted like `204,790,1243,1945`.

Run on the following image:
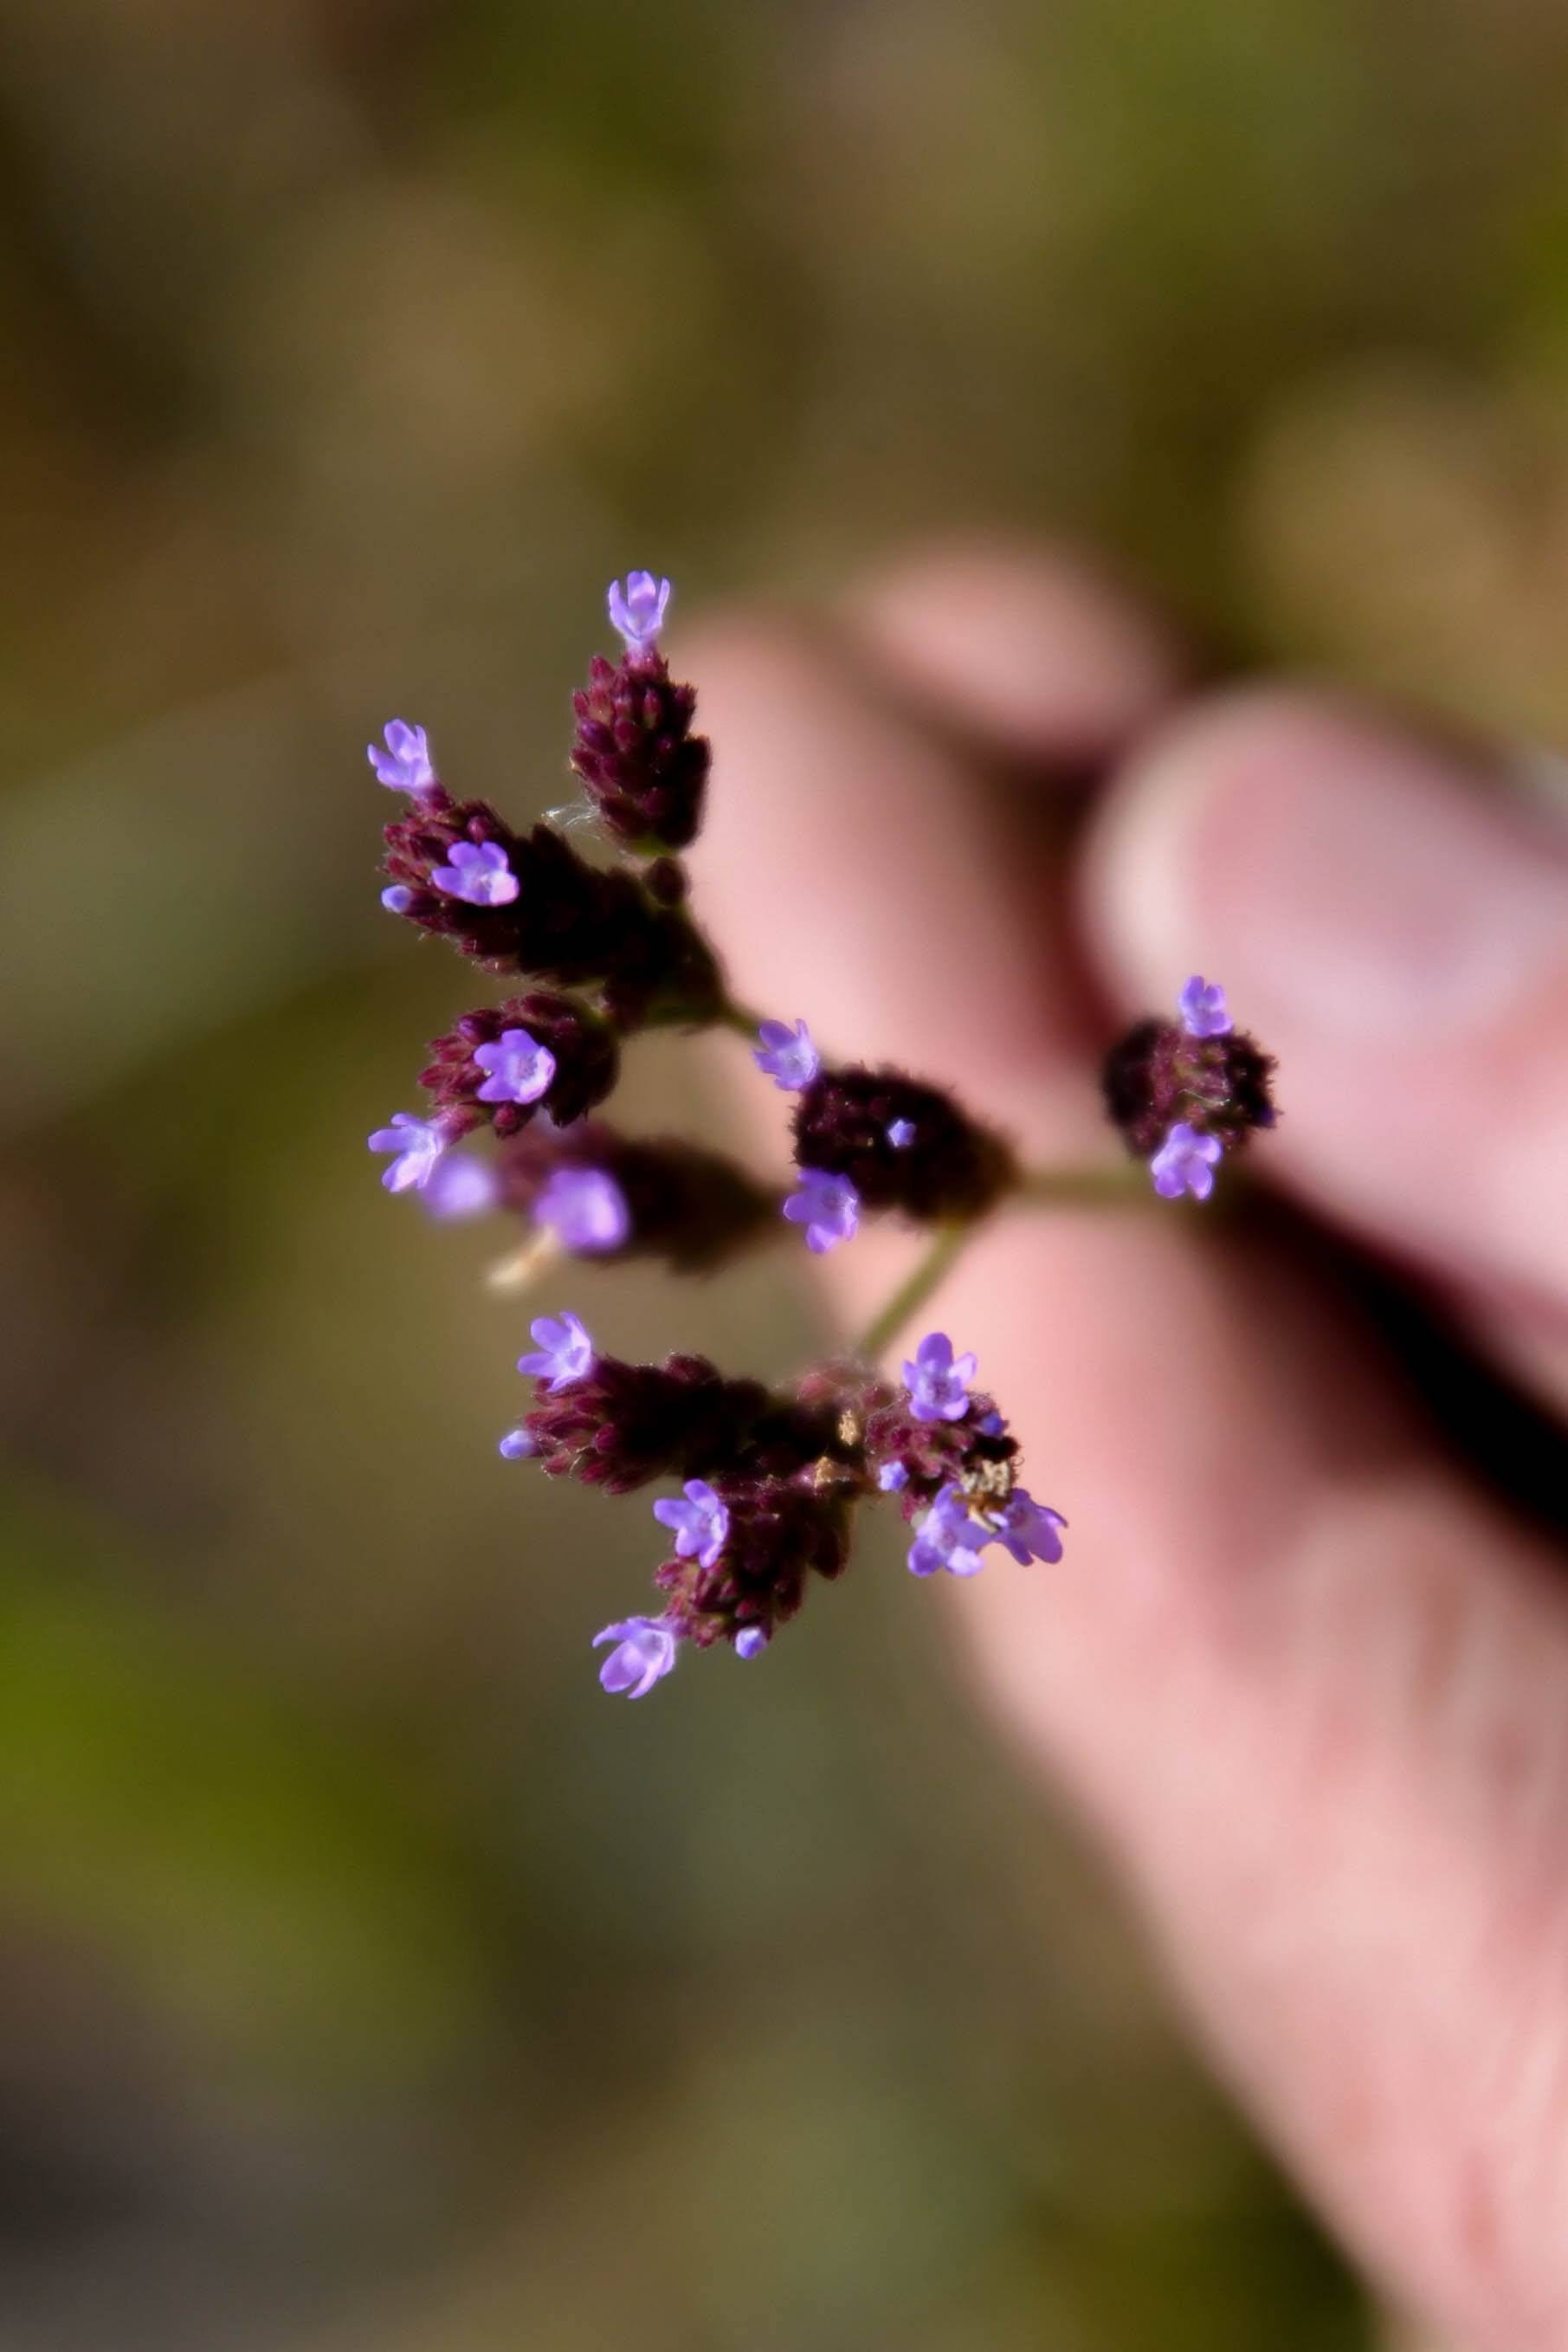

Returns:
4,1,1568,2344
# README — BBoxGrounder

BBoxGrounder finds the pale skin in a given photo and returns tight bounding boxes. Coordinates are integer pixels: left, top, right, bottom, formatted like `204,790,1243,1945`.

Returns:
687,541,1568,2352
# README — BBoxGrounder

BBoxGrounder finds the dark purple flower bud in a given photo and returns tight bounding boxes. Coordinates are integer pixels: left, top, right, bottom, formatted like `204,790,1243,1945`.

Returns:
901,1331,978,1425
652,1478,730,1568
517,1311,595,1392
593,1613,681,1699
497,1120,776,1274
791,1064,1015,1222
655,1471,850,1651
753,1018,821,1092
369,720,437,796
520,1353,776,1495
1102,988,1275,1166
782,1167,860,1254
421,993,619,1136
570,626,711,852
1150,1121,1223,1201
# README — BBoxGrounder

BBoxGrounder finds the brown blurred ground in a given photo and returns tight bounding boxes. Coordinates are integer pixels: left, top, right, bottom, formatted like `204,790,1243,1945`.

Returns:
2,0,1566,2345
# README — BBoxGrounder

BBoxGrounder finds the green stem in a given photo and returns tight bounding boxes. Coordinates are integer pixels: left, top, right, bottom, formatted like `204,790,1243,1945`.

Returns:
714,997,768,1041
1013,1162,1149,1208
853,1222,976,1360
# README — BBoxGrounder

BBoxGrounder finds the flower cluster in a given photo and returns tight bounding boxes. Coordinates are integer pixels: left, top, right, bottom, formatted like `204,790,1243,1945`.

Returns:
365,574,1279,1701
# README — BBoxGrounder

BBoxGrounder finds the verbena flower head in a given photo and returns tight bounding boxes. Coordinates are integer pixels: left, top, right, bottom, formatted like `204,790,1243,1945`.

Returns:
792,1064,1013,1222
368,720,436,795
607,572,672,656
472,1026,557,1107
534,1166,632,1254
368,1111,448,1192
902,1331,978,1425
594,1614,681,1699
783,1166,860,1254
1178,973,1232,1038
652,1478,730,1569
1150,1121,1223,1201
430,840,519,908
518,1311,595,1392
753,1018,821,1091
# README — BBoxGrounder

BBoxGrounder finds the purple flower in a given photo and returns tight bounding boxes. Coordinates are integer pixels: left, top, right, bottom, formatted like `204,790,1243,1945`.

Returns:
887,1119,916,1149
907,1484,992,1579
498,1427,538,1460
381,884,415,915
1150,1121,1223,1201
783,1167,860,1255
368,720,436,795
534,1166,631,1254
1178,973,1233,1039
368,1111,448,1193
734,1625,769,1660
752,1018,821,1091
901,1330,978,1425
422,1153,500,1222
593,1614,681,1699
473,1026,557,1107
990,1489,1067,1566
431,840,519,908
652,1478,730,1569
518,1311,595,1392
607,572,672,655
877,1461,909,1493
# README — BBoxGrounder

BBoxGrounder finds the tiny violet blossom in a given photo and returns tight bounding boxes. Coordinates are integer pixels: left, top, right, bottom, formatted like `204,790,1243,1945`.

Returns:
734,1626,769,1660
518,1311,594,1392
887,1119,916,1149
902,1331,978,1425
593,1615,681,1699
1178,973,1233,1039
877,1462,909,1493
652,1478,730,1570
498,1428,538,1460
752,1018,821,1092
1150,1121,1223,1202
430,839,519,908
907,1485,992,1580
533,1166,631,1254
368,1112,448,1193
782,1167,860,1255
381,884,415,915
473,1027,557,1107
990,1489,1067,1567
368,720,436,795
423,1153,501,1222
607,571,672,655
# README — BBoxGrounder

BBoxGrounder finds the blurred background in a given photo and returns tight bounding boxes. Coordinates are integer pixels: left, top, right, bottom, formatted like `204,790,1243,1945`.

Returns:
3,0,1567,2344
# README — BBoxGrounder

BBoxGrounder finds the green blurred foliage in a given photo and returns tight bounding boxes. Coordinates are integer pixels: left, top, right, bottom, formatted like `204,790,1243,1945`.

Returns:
2,0,1565,2342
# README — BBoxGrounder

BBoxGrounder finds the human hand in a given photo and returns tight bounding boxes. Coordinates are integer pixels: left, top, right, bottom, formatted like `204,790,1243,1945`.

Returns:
689,541,1568,2352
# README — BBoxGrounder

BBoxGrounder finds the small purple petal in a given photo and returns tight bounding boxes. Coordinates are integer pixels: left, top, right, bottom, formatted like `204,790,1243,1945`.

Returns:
752,1018,822,1092
734,1625,769,1660
422,1153,500,1222
473,1027,557,1107
498,1428,538,1460
1150,1121,1224,1203
368,1112,447,1194
607,572,672,654
1178,973,1233,1039
651,1478,730,1570
877,1462,909,1493
782,1167,860,1255
990,1489,1067,1567
431,839,519,908
593,1614,681,1699
887,1119,916,1149
381,884,415,915
517,1310,595,1392
534,1166,631,1254
907,1483,995,1580
368,720,436,795
901,1330,978,1425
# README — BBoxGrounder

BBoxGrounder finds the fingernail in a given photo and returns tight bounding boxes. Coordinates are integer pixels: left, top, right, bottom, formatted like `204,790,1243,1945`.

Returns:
1107,696,1568,1041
